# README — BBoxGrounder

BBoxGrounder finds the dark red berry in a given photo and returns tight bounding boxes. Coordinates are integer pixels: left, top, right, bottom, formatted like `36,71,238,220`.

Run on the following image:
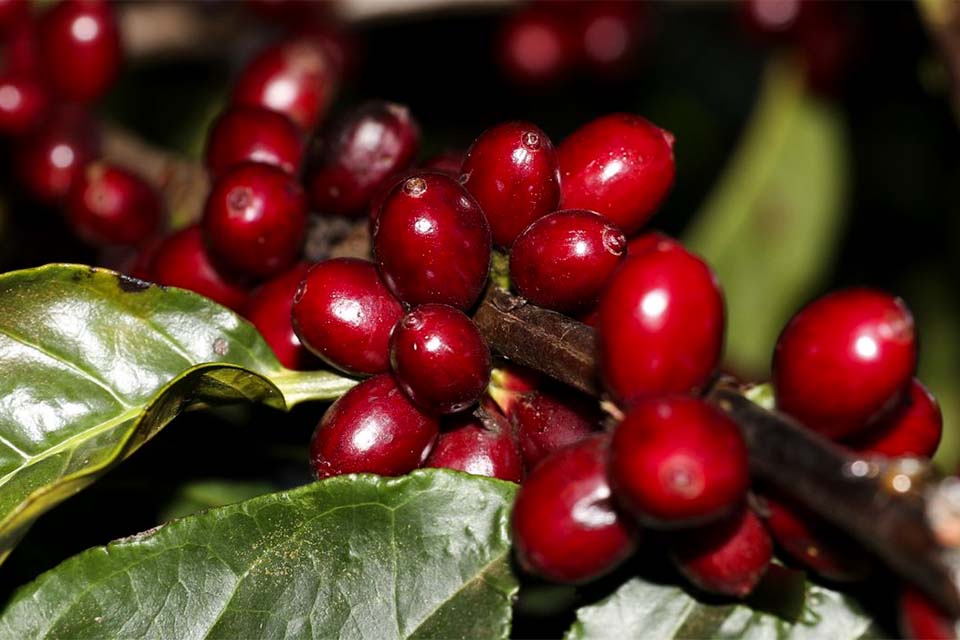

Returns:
0,74,48,136
848,379,941,458
424,408,523,482
0,0,29,34
899,586,958,640
291,257,403,376
574,0,647,79
309,373,438,479
66,163,162,247
670,507,772,598
739,0,803,40
558,113,675,235
773,288,917,440
389,303,491,414
598,242,724,404
306,100,420,218
609,396,749,528
511,209,626,313
497,6,576,87
489,363,543,395
512,434,637,583
232,37,337,132
3,14,39,76
627,231,679,256
461,121,560,247
202,162,307,279
150,226,249,311
374,172,491,309
205,106,303,178
511,390,598,470
243,263,317,370
14,107,98,203
38,0,121,103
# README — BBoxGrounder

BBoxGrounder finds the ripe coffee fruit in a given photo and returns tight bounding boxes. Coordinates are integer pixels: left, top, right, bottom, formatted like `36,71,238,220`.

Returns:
150,226,249,311
512,434,637,583
0,74,48,136
15,107,98,203
243,263,316,370
205,106,303,178
389,304,491,414
496,6,576,87
291,258,403,376
849,379,941,458
899,586,957,640
67,163,162,247
460,121,560,247
424,409,523,482
597,242,724,404
609,396,749,528
670,507,773,598
309,373,438,480
510,209,626,313
496,389,598,469
773,288,917,439
202,162,307,279
558,113,675,234
306,100,420,217
574,1,647,79
374,172,491,309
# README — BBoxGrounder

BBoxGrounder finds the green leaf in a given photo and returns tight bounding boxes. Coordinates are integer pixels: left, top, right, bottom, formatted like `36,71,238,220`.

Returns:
564,575,875,640
158,479,277,522
685,57,849,377
0,264,355,564
0,470,519,640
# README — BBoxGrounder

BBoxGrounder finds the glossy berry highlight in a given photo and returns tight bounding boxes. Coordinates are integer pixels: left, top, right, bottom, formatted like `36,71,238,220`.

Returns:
496,6,576,87
0,74,49,136
14,107,98,204
67,163,162,247
243,263,316,370
205,106,304,178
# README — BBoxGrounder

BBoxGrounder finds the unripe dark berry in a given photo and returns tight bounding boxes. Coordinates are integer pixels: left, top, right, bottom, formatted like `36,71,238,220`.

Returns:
597,242,724,404
0,74,48,136
496,6,576,87
306,100,420,218
670,507,772,598
202,162,307,279
558,113,675,235
38,0,121,103
424,408,523,482
291,257,403,376
150,226,249,311
512,434,637,583
243,263,317,370
309,373,439,479
66,163,162,247
510,209,626,313
14,107,98,204
899,586,958,640
848,379,941,459
232,38,337,132
374,172,491,309
773,288,917,440
460,121,560,247
609,396,749,528
205,106,304,178
389,303,491,414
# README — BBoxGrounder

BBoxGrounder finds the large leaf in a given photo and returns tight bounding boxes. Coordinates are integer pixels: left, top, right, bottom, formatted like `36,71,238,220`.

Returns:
565,575,875,640
0,469,518,640
0,264,355,564
685,57,849,377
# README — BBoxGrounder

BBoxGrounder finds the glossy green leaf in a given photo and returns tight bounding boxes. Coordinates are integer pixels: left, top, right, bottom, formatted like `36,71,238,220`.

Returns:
0,264,355,564
685,57,849,377
0,469,518,640
565,575,875,640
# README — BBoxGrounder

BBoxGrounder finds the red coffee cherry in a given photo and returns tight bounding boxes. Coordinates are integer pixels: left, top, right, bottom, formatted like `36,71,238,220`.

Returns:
66,163,162,247
3,14,40,76
306,100,420,218
670,507,772,598
374,172,492,309
205,106,304,178
573,0,647,79
150,226,249,311
291,257,403,376
424,408,523,482
773,288,917,440
0,74,48,136
0,0,29,34
512,434,638,583
232,37,337,132
597,242,724,404
609,396,749,528
627,231,679,256
510,209,626,313
389,303,491,414
14,107,98,203
460,121,560,247
243,263,317,370
511,390,598,470
309,373,439,480
899,586,958,640
202,162,307,279
38,0,121,103
848,379,941,458
496,5,577,87
558,113,675,235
